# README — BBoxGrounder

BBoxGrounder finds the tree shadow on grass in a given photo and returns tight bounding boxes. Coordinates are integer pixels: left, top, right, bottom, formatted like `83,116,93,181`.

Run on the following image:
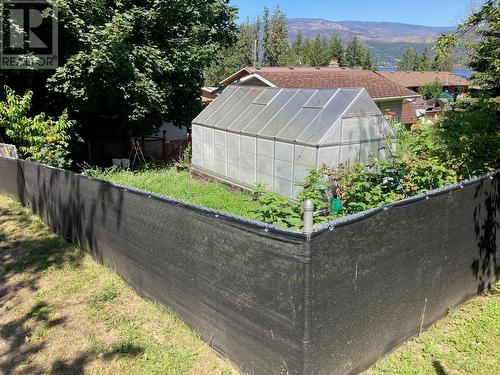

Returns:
0,205,81,373
1,301,145,375
0,197,143,374
432,360,448,375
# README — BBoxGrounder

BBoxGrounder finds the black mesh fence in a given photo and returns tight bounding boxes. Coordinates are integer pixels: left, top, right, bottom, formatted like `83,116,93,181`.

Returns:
0,157,498,375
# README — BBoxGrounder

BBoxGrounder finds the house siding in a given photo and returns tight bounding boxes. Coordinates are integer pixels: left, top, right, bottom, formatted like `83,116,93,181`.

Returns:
375,99,403,123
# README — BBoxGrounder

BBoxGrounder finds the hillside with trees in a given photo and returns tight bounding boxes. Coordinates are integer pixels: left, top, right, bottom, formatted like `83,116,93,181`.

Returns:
205,7,380,85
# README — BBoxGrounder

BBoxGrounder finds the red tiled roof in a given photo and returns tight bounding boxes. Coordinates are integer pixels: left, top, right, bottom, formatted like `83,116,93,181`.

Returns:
221,67,419,100
379,71,470,88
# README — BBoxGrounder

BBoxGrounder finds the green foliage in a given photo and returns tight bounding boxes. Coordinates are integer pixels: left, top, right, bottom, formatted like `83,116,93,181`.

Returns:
252,168,334,228
330,162,402,214
85,165,261,220
431,53,453,72
268,6,289,66
435,0,499,88
398,46,444,71
398,46,418,71
303,35,331,67
432,96,500,177
418,48,432,71
252,184,301,228
0,86,76,168
30,0,237,140
362,49,379,71
461,0,499,88
418,80,443,99
261,6,288,67
329,34,345,66
345,36,366,68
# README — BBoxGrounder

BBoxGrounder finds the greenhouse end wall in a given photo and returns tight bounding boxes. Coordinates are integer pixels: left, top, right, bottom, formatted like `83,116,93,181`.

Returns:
0,156,498,375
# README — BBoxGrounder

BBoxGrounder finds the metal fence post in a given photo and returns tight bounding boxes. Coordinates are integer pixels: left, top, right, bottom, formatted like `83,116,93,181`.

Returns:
303,199,314,235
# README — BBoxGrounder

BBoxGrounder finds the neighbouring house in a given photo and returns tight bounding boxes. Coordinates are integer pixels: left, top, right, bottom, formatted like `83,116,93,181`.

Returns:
379,71,470,96
191,86,395,198
380,71,471,124
220,67,420,125
142,121,189,161
201,86,224,104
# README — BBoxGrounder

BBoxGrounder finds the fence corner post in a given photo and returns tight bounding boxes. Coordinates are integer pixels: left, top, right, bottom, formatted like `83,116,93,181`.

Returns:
303,199,314,235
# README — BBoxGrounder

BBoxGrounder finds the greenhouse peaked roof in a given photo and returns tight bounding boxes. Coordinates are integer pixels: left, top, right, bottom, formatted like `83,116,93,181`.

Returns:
193,86,387,147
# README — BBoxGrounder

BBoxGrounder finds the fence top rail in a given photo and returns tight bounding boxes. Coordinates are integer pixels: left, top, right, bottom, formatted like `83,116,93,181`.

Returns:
1,156,498,241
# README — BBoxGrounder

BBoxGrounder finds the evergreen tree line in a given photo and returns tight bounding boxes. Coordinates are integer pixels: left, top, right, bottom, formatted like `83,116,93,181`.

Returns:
205,6,379,85
397,46,453,72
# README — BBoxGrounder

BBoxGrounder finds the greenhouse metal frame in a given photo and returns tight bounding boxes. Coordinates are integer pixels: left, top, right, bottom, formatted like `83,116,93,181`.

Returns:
192,86,395,198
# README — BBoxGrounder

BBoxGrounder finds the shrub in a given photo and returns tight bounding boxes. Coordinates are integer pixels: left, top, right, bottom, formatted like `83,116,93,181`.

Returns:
0,86,77,168
252,184,302,228
418,80,443,100
432,96,500,178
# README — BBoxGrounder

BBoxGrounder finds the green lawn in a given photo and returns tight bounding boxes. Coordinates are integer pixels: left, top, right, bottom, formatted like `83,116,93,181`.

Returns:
1,194,499,374
86,167,260,220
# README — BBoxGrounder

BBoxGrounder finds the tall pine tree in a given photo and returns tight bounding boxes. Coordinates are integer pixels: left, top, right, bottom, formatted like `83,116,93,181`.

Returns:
268,6,288,66
398,46,417,71
262,7,272,66
329,34,345,66
345,36,365,68
418,48,432,71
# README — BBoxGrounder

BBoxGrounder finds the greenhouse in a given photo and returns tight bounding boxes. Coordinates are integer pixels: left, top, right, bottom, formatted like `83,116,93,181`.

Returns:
191,86,395,198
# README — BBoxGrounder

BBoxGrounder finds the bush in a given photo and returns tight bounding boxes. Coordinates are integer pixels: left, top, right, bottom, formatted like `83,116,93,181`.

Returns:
432,96,500,178
0,86,77,168
418,80,443,100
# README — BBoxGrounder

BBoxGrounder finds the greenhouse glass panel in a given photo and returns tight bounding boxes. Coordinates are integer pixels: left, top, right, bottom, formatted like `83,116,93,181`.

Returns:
304,89,336,108
317,146,340,167
296,89,361,145
275,108,321,142
205,87,253,127
345,92,382,116
241,90,297,135
193,86,237,125
212,88,261,129
252,89,281,105
259,90,314,138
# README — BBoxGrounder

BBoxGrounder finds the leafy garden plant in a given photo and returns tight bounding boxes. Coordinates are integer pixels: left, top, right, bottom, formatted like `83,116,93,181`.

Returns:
0,86,77,168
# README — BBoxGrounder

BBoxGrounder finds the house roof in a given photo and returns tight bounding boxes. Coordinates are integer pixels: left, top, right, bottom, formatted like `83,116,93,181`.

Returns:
379,71,470,88
220,67,420,100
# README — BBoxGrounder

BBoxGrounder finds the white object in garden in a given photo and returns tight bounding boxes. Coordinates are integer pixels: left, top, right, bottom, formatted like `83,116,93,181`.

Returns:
0,143,18,159
121,158,130,169
191,86,396,198
303,199,314,235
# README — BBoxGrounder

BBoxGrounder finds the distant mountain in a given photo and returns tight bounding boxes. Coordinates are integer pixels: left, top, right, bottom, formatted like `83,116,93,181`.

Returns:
287,19,455,43
287,19,456,66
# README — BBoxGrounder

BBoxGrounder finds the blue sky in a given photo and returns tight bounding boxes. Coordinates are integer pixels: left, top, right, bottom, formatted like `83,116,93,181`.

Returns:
230,0,472,27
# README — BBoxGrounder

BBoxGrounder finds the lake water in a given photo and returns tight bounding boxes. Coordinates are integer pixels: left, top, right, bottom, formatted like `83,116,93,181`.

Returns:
378,67,473,78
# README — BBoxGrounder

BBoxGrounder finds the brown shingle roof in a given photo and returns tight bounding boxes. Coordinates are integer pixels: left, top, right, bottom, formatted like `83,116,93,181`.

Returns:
221,67,419,100
401,102,417,125
379,71,470,88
